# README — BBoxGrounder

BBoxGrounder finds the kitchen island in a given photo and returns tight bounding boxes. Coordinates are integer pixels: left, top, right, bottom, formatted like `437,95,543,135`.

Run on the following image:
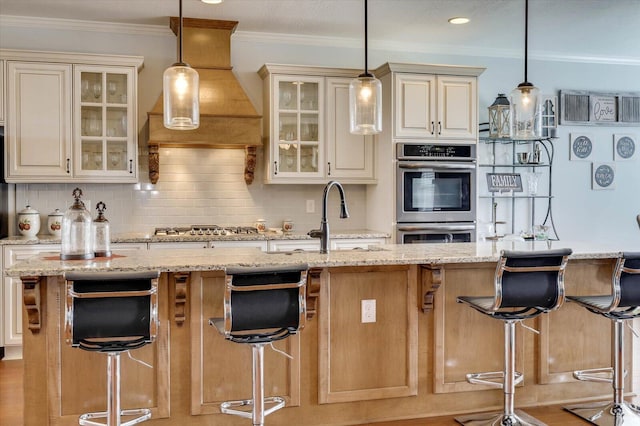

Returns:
7,241,631,425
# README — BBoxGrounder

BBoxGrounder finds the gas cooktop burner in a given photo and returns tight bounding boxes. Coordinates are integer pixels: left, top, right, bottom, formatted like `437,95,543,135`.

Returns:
154,225,259,236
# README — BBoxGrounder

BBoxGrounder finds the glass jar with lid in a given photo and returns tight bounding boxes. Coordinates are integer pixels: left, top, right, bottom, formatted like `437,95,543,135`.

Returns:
92,201,111,258
61,188,94,260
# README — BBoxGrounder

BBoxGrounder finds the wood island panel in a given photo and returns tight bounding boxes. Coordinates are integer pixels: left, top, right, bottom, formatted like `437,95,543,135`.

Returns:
20,256,630,425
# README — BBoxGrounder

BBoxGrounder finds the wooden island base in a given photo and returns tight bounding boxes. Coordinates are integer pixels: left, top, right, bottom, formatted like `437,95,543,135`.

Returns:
22,259,623,425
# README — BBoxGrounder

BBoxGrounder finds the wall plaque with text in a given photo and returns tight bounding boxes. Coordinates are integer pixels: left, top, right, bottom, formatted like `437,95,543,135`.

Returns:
486,173,523,193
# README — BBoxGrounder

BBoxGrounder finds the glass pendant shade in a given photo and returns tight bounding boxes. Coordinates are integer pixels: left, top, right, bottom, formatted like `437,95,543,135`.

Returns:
163,63,200,130
509,82,541,139
349,74,382,135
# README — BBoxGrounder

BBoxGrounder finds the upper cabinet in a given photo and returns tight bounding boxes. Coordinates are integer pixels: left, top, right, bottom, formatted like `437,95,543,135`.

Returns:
1,50,143,183
0,60,5,126
388,64,482,142
259,64,375,184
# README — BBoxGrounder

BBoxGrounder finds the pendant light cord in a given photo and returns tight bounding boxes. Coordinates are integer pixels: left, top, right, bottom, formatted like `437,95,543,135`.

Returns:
524,0,528,83
364,0,369,76
179,0,184,64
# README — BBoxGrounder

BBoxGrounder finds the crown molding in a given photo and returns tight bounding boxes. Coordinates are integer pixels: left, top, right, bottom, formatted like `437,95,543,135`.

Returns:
2,14,639,66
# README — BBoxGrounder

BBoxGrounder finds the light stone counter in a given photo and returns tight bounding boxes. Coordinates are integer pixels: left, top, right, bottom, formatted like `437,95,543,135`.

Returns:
5,239,628,277
0,229,389,245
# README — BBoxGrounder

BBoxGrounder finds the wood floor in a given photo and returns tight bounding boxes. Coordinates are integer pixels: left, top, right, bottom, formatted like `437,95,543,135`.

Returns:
0,358,597,425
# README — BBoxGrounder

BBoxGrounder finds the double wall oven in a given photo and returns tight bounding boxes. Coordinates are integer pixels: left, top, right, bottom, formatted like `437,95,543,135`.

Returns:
396,143,476,244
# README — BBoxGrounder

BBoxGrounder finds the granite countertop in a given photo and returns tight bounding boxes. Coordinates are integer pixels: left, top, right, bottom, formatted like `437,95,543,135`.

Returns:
4,240,628,278
0,229,389,245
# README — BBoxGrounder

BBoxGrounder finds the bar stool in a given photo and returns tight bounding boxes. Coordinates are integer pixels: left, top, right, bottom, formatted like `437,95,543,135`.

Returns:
209,264,308,426
64,271,159,426
455,248,572,426
564,252,640,425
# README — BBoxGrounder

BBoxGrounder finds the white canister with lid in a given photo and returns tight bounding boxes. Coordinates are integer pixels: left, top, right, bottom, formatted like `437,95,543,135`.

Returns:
47,209,64,237
18,205,40,238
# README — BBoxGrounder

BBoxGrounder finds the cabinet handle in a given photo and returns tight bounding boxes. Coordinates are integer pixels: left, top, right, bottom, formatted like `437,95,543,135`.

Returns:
328,162,331,176
274,161,278,175
66,159,70,173
438,121,442,135
430,121,435,135
129,159,133,173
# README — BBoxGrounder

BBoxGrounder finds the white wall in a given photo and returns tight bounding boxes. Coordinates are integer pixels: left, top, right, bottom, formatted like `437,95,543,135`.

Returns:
1,19,639,242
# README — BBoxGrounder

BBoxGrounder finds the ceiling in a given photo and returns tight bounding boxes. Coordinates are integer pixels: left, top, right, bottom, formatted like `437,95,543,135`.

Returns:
1,0,639,62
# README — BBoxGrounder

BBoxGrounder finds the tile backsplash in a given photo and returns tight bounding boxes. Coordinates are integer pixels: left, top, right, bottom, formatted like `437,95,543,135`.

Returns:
15,147,368,236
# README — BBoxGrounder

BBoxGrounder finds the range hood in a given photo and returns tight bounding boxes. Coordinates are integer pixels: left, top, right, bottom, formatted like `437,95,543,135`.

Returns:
148,18,262,184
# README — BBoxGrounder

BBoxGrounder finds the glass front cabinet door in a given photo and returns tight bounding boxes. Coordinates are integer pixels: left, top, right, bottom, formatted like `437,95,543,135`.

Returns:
271,75,324,181
74,65,137,181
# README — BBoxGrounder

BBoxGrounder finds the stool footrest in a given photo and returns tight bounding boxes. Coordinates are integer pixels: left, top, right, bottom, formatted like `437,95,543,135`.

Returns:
79,408,151,426
573,367,615,383
466,371,523,389
220,396,285,420
455,409,547,425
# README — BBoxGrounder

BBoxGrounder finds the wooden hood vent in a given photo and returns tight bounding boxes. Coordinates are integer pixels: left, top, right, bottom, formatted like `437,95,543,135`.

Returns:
148,18,262,184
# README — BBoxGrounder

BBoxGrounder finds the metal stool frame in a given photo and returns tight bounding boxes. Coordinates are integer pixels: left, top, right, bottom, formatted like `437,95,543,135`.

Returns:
455,248,572,426
564,252,640,425
64,271,159,426
209,264,308,426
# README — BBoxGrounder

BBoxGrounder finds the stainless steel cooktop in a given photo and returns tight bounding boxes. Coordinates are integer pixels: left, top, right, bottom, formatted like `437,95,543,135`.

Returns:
153,225,260,236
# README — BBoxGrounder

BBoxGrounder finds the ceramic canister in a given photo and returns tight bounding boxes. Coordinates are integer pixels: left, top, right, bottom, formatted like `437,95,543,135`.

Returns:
47,208,64,237
18,205,41,238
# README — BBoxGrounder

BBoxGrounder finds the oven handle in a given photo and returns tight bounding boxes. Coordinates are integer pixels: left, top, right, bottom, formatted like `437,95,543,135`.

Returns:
398,162,476,170
397,224,476,232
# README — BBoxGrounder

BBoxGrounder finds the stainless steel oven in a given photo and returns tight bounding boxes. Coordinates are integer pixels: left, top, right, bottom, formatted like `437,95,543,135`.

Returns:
397,223,476,244
396,143,476,243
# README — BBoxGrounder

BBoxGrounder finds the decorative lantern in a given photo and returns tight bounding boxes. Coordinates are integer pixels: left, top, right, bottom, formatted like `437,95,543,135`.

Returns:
488,93,511,139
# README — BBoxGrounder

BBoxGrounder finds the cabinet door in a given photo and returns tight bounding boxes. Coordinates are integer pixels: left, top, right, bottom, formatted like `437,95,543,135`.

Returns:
269,75,324,182
437,75,477,140
149,242,208,249
74,65,137,182
394,73,436,139
208,240,267,250
326,78,375,182
6,62,72,181
267,239,320,252
0,60,5,125
3,244,61,347
331,237,387,250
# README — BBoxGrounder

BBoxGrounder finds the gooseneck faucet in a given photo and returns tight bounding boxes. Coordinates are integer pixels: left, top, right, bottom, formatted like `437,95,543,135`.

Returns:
308,181,349,254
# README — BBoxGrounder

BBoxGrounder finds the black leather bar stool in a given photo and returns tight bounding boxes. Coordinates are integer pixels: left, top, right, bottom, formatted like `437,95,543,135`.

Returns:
64,271,160,426
564,252,640,425
209,264,308,426
455,248,572,426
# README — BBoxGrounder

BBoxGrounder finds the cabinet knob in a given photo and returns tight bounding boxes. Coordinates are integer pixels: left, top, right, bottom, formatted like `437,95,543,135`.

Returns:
438,121,442,135
66,159,70,173
274,161,278,175
328,162,331,176
129,159,133,173
430,121,435,135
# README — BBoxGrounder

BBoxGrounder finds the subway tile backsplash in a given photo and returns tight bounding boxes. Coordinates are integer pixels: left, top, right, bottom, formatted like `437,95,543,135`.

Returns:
15,148,367,236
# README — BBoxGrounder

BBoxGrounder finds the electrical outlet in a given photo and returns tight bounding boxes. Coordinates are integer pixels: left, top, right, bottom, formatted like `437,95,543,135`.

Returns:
306,199,315,213
361,299,376,323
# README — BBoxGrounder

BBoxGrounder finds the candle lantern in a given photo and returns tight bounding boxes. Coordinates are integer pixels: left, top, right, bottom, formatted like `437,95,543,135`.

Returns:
488,93,511,139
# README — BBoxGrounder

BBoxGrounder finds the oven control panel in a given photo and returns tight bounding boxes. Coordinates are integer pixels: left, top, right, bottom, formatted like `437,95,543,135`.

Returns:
397,143,476,161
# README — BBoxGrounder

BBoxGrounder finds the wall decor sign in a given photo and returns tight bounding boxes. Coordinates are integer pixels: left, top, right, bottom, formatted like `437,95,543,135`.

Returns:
541,95,558,138
560,90,640,125
570,133,593,161
486,173,523,193
613,134,637,160
592,162,616,190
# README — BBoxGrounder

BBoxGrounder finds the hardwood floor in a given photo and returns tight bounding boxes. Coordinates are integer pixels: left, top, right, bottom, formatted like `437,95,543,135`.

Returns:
0,358,602,425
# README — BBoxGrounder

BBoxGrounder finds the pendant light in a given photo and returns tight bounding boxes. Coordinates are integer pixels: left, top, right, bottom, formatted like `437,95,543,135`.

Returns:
349,0,382,135
163,0,200,130
510,0,541,139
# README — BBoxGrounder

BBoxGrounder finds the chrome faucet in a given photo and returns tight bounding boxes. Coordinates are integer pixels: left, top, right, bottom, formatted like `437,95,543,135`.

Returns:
308,181,349,254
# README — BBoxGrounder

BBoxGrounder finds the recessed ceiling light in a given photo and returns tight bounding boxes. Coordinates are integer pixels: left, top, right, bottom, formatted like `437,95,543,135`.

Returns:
448,17,470,25
201,0,223,4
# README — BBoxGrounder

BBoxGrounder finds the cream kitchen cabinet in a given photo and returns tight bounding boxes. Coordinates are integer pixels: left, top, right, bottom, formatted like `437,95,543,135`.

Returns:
1,50,143,183
259,64,376,184
0,60,5,125
268,237,387,252
393,71,479,141
149,240,268,250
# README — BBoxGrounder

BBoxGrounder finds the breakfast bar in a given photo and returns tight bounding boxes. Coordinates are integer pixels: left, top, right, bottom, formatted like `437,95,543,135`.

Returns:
7,241,631,425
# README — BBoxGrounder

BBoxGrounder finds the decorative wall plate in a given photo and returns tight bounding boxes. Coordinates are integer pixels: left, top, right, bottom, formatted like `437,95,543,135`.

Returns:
613,134,636,160
592,162,616,190
570,133,593,160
